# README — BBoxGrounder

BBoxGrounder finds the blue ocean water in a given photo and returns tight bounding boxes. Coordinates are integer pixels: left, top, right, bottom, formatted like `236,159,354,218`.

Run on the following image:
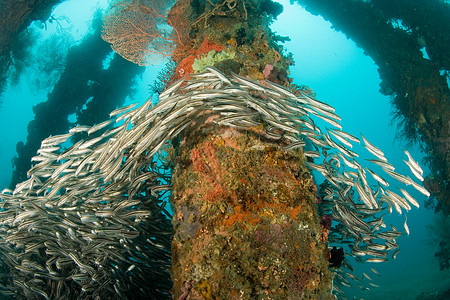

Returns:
0,0,448,298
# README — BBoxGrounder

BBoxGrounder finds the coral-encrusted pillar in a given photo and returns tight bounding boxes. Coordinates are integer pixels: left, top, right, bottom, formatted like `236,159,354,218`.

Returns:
171,125,333,299
168,1,333,298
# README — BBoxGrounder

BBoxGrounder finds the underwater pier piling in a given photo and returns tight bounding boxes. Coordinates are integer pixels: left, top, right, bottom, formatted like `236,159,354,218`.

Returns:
167,0,333,298
171,125,333,298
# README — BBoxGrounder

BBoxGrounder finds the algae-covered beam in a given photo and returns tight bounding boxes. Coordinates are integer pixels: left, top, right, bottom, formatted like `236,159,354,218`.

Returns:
0,0,64,95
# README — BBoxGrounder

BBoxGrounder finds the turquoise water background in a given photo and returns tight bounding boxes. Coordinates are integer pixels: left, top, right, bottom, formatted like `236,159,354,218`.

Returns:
0,0,449,298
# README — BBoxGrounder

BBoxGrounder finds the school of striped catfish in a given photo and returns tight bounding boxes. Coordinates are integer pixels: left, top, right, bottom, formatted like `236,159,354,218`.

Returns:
0,67,429,298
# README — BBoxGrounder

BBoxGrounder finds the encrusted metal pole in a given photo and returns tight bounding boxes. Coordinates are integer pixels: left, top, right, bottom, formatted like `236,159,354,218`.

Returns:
171,125,333,299
168,1,333,298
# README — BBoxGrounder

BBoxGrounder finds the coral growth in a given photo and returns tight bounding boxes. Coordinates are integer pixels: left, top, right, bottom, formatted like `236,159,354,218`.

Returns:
169,0,293,84
171,126,333,299
175,37,227,79
192,48,236,72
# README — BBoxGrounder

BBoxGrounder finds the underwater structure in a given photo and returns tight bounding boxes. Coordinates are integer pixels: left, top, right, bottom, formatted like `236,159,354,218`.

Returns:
9,12,146,189
0,0,432,299
0,0,65,96
293,0,450,215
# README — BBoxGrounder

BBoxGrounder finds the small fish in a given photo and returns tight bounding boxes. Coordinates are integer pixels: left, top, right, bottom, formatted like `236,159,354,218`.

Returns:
87,120,114,135
403,150,424,175
370,268,380,276
404,215,410,235
158,77,186,100
330,128,360,143
361,134,385,158
338,152,360,170
366,258,388,263
1,188,13,195
404,159,424,181
265,80,305,102
306,135,328,148
328,129,353,148
366,159,395,171
367,243,387,251
37,146,60,154
340,280,351,288
206,67,232,85
345,271,360,281
315,113,342,130
332,138,358,158
150,184,172,197
366,168,389,187
363,272,373,281
109,103,139,117
79,136,104,150
377,230,403,241
305,161,327,173
68,253,94,273
311,105,341,122
57,140,85,161
31,155,48,162
301,92,336,113
13,210,40,225
398,188,420,208
51,160,73,180
355,180,374,209
366,147,387,162
127,264,136,272
283,141,306,152
0,69,422,298
384,169,411,186
332,284,344,294
408,177,430,197
386,190,411,211
41,133,73,147
130,97,154,124
69,125,90,134
385,240,399,250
